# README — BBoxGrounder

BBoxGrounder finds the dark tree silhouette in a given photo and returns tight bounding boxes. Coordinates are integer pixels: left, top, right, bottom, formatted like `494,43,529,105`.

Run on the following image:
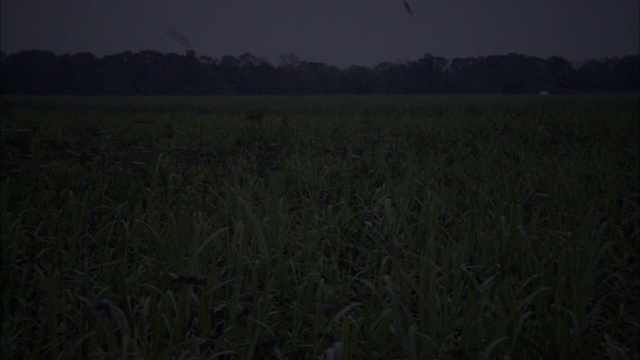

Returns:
544,56,578,92
1,50,638,95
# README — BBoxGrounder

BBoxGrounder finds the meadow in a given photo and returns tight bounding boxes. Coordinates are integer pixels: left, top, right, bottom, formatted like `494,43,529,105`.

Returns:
1,94,638,359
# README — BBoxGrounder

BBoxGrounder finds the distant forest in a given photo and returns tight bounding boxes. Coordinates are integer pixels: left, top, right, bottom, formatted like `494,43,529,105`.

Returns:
1,50,638,95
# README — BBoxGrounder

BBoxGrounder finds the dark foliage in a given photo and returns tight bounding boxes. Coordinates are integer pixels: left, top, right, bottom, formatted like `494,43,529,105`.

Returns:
0,50,637,95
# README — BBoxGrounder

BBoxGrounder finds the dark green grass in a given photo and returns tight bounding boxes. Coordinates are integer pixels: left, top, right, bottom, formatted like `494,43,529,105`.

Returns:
1,94,638,359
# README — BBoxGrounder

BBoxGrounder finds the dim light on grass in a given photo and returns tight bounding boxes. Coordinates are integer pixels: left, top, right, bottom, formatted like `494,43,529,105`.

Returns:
1,94,638,359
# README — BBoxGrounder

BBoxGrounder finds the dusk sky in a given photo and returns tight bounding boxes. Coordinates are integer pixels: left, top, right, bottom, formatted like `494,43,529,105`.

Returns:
1,0,638,68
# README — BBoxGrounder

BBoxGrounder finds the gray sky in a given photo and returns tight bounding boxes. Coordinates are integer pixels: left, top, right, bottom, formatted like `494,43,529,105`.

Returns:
1,0,638,68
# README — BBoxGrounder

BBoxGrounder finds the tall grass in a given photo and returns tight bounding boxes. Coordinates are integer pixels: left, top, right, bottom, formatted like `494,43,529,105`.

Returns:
1,94,638,359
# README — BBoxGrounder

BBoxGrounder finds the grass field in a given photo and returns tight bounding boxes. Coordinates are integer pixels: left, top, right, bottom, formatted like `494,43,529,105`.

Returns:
1,94,638,359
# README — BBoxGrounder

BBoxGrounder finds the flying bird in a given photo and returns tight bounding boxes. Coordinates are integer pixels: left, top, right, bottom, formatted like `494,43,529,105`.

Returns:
164,25,193,48
403,0,414,17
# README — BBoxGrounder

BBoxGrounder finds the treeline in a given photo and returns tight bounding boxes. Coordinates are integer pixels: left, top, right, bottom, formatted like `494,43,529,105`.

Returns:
1,50,638,95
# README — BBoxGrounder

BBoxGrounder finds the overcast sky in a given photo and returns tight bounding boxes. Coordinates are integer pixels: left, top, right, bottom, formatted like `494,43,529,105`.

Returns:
1,0,638,68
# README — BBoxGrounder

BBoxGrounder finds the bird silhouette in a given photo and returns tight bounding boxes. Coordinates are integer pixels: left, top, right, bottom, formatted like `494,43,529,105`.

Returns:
164,25,193,48
403,0,414,17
